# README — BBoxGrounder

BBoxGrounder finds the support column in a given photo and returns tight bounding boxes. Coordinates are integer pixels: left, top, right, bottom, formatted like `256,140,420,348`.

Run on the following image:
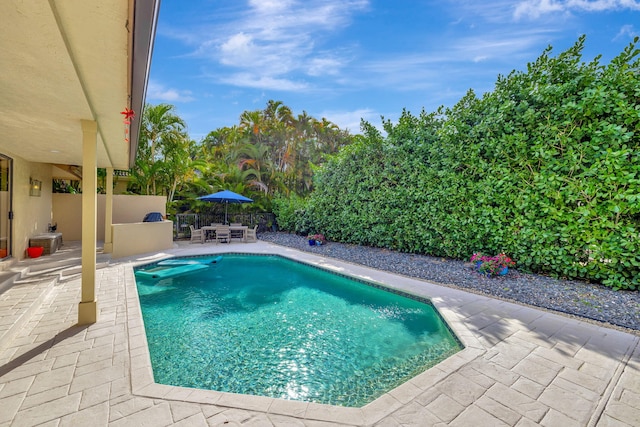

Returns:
103,167,114,253
78,120,98,325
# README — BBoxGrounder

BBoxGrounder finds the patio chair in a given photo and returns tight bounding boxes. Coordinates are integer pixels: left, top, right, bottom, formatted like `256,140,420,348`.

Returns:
189,225,204,244
215,225,231,244
230,222,242,227
245,225,258,242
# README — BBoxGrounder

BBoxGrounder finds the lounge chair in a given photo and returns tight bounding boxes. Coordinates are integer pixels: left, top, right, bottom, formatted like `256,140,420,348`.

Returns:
245,225,258,242
189,225,204,244
215,225,230,244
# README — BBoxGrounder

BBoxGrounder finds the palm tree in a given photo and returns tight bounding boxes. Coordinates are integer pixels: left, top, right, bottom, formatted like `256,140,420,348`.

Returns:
231,140,274,194
133,103,187,195
239,110,264,141
140,103,186,161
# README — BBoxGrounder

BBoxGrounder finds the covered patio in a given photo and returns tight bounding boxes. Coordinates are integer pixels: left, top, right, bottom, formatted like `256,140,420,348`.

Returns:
0,0,160,325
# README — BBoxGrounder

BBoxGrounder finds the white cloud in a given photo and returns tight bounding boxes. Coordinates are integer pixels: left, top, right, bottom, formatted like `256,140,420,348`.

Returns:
189,0,369,90
566,0,640,12
615,24,638,39
452,31,556,62
307,57,343,76
348,29,553,92
221,73,309,91
514,0,565,19
514,0,640,20
320,108,378,133
247,0,294,13
219,32,255,65
147,81,195,102
446,1,522,24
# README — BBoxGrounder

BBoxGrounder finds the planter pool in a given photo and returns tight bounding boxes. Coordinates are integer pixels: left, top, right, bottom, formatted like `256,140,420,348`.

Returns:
134,254,462,407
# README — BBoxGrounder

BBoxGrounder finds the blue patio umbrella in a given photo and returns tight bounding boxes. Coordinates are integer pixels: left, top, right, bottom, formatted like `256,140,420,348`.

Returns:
197,190,253,224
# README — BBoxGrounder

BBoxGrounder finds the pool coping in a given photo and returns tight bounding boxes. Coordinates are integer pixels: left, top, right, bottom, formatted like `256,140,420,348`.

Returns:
126,247,486,426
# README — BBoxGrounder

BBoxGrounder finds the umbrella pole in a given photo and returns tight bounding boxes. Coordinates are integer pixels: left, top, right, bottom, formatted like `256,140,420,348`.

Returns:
225,202,228,224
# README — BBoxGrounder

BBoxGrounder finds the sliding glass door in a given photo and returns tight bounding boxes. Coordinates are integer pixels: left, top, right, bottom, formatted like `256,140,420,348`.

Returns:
0,155,12,260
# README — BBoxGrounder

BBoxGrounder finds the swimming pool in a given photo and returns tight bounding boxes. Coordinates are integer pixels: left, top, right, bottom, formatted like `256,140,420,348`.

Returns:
134,254,462,407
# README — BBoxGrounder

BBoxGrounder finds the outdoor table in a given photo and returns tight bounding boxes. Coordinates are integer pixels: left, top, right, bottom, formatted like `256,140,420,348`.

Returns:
201,226,217,242
201,225,247,242
229,225,248,242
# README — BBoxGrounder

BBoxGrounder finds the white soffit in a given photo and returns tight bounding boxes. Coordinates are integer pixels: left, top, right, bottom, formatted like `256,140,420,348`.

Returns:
0,0,131,169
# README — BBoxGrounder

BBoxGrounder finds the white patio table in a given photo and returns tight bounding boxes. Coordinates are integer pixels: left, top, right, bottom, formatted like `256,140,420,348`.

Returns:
229,225,248,242
201,225,248,242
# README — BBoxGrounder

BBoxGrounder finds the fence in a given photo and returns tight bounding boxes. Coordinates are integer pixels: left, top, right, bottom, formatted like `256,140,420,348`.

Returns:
174,212,276,239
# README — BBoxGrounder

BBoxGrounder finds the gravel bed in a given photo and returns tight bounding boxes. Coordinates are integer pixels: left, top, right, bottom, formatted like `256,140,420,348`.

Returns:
259,232,640,332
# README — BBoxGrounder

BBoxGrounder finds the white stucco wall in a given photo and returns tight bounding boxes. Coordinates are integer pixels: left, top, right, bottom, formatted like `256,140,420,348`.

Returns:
6,154,54,260
111,220,174,259
53,194,166,241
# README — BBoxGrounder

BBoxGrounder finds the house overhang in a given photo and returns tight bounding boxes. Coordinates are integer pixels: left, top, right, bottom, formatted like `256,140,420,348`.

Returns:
0,0,160,170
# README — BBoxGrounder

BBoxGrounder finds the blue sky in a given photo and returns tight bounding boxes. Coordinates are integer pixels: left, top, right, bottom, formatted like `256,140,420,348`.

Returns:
147,0,639,140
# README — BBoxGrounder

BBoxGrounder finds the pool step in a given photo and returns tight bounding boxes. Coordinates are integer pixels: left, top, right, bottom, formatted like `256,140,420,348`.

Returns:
157,255,223,266
135,263,209,279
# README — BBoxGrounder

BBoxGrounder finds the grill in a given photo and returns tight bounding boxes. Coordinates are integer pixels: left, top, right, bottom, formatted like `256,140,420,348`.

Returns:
142,212,164,222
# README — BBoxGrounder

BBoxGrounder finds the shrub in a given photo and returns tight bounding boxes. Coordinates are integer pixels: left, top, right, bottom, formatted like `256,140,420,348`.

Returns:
272,194,306,232
294,36,640,290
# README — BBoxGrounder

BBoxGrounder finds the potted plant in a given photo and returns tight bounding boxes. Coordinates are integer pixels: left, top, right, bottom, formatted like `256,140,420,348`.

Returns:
306,234,316,246
313,234,326,245
471,252,515,277
307,233,326,246
27,246,44,258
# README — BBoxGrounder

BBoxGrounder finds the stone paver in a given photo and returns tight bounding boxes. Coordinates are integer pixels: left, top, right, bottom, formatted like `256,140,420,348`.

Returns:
0,241,638,426
449,405,510,427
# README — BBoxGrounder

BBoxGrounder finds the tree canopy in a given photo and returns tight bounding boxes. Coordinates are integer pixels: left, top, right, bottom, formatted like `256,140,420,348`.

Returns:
129,100,354,216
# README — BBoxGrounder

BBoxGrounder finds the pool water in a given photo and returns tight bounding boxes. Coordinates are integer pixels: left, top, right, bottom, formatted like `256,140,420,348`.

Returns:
135,254,462,407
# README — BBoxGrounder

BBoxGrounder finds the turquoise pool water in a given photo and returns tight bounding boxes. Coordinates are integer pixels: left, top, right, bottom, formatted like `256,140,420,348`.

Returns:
135,254,462,407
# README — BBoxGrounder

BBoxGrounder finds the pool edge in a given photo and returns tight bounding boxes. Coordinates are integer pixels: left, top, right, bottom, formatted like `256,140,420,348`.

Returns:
125,249,487,425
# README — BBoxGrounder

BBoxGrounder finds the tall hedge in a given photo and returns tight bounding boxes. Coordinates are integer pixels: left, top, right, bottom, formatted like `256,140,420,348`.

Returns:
294,36,640,290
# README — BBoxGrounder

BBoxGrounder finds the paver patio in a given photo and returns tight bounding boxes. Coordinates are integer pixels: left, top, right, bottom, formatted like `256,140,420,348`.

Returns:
0,240,638,426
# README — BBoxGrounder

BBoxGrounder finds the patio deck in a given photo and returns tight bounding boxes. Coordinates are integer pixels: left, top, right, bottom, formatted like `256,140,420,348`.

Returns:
0,240,638,426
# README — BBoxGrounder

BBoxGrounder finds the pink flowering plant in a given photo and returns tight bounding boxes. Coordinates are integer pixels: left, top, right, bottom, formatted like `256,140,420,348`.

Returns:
471,252,515,276
307,233,326,244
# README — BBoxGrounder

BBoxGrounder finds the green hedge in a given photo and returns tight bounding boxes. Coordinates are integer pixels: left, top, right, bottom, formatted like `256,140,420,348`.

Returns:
284,36,640,290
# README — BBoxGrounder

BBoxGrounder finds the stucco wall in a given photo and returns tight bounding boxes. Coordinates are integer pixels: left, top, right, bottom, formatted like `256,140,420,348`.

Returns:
111,194,166,224
53,194,83,241
10,156,54,260
111,220,173,259
53,194,166,241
